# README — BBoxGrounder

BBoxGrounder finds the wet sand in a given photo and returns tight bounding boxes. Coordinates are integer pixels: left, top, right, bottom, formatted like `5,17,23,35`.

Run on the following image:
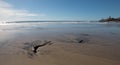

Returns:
0,22,120,65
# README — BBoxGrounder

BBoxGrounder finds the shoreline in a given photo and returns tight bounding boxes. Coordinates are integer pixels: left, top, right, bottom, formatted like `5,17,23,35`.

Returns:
0,23,120,65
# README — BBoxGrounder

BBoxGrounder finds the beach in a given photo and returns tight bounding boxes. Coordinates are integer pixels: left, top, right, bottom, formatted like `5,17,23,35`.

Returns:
0,22,120,65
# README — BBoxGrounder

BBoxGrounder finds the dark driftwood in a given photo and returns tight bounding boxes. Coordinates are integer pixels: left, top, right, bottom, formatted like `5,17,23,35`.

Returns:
78,40,84,43
33,41,52,53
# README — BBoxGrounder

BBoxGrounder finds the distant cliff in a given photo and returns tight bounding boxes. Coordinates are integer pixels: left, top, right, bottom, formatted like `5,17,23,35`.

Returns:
99,16,120,22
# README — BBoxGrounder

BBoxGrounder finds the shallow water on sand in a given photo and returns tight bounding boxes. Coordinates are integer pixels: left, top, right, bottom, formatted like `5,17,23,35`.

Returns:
0,22,120,65
0,22,120,42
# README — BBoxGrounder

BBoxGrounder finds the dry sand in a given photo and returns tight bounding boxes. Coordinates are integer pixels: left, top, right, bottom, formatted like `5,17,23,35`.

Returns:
0,32,120,65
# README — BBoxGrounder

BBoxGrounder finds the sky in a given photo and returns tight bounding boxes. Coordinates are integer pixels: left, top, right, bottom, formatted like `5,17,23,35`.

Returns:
0,0,120,22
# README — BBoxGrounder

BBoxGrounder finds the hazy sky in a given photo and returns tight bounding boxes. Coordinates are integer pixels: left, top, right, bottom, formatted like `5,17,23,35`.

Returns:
0,0,120,22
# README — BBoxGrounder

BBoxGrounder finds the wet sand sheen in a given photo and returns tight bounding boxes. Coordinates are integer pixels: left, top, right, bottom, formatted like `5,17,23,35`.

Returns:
0,22,120,65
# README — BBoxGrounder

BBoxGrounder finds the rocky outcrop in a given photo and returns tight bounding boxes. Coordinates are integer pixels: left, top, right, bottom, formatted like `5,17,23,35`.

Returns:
99,16,120,22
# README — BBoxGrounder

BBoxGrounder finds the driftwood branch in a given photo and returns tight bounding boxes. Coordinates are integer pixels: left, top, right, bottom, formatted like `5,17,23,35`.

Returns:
32,41,52,53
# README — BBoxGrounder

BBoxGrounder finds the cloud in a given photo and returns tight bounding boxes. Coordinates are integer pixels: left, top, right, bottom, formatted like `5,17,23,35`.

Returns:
0,0,12,8
0,0,45,22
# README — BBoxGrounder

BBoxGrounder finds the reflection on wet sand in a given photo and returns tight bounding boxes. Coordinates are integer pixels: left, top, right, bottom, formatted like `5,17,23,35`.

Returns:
0,22,120,65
